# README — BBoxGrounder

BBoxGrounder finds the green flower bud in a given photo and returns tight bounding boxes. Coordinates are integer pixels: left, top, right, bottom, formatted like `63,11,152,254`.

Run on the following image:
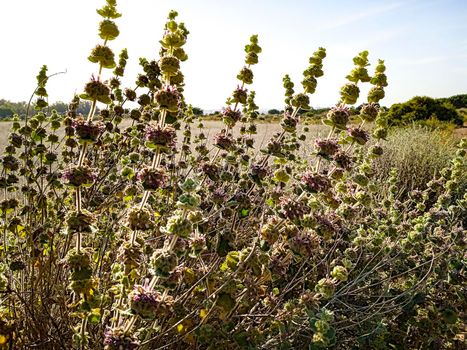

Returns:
324,105,350,130
150,249,178,277
163,211,192,238
359,102,379,122
368,86,385,103
274,169,290,183
237,67,254,84
173,47,188,61
302,76,317,94
340,83,360,105
176,193,200,210
88,45,116,69
353,174,369,187
346,67,370,83
66,209,96,233
370,72,388,87
125,207,154,231
81,76,111,104
331,266,348,282
373,127,388,140
99,19,119,40
353,50,369,67
291,93,310,110
315,278,335,299
245,52,259,65
159,55,180,76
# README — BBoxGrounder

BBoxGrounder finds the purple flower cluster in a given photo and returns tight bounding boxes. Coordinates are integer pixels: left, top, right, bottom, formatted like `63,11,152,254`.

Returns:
72,117,104,143
314,138,339,158
326,105,350,129
333,151,354,170
201,162,220,181
103,327,140,350
137,166,167,191
301,171,331,193
62,165,97,188
347,127,369,145
214,131,235,151
145,125,176,151
279,197,309,221
222,107,242,127
232,86,248,104
154,85,180,112
249,163,268,183
289,230,320,257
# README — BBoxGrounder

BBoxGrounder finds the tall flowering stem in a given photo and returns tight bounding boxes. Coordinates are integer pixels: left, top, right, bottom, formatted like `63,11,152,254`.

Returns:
111,10,189,340
61,0,122,347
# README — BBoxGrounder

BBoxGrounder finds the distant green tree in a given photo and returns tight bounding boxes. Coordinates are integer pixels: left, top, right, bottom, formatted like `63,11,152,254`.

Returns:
51,101,68,114
192,107,204,116
0,105,15,118
267,108,281,115
387,96,463,126
442,94,467,109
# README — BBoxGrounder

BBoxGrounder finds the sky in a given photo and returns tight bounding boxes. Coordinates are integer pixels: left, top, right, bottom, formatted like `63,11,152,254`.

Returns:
0,0,466,110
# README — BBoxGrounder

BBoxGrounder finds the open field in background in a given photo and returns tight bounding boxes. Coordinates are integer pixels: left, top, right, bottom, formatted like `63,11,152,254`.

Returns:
0,119,331,154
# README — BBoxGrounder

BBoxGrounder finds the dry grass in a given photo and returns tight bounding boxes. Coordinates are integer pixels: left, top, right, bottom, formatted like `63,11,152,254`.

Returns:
0,119,330,152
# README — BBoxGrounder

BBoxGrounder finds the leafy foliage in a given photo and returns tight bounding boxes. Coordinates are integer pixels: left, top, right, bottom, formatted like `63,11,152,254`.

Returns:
387,96,463,126
0,1,465,349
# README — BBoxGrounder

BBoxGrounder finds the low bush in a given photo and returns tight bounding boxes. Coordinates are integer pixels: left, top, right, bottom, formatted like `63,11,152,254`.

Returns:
0,1,465,349
373,126,462,195
387,96,463,126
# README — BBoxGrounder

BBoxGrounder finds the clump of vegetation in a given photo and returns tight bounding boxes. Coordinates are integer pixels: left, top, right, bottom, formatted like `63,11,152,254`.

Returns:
373,126,464,195
387,95,463,126
0,1,465,349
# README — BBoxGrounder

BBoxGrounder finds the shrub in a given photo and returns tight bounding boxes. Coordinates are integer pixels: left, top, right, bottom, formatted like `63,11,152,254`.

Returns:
0,1,465,349
373,126,462,194
387,96,463,126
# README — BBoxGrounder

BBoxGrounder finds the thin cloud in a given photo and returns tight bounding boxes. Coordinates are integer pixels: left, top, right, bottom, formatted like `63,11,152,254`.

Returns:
317,2,404,32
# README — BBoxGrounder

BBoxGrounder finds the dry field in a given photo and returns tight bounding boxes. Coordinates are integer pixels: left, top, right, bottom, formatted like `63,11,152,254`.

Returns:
0,119,330,153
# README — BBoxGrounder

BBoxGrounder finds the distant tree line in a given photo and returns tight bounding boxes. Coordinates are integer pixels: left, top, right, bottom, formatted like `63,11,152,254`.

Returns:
0,99,95,119
1,94,465,125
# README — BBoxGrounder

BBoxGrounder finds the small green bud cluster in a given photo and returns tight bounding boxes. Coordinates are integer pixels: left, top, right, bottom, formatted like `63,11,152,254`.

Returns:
150,249,179,277
117,241,143,275
368,59,388,103
346,50,371,83
66,210,96,234
310,309,336,348
244,34,262,65
244,91,259,121
34,65,49,110
283,75,295,105
114,48,128,77
163,211,192,238
236,35,261,86
324,105,350,130
125,207,154,231
65,249,94,295
260,218,280,245
88,44,116,69
315,277,335,299
302,47,326,94
340,51,371,104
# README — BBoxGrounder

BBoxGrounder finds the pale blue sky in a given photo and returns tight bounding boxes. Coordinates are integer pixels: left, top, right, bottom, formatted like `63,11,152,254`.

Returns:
1,0,466,109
